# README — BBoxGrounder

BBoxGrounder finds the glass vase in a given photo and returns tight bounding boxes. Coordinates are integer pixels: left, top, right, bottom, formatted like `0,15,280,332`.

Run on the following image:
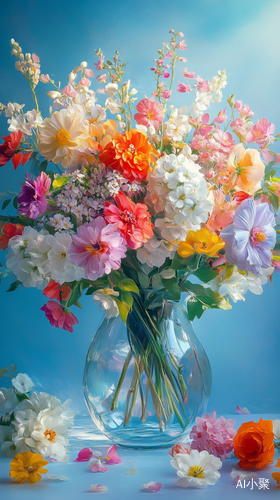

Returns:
83,299,211,449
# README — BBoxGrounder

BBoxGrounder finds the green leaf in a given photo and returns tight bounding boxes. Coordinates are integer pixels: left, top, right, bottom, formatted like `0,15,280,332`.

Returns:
73,300,82,309
192,268,219,283
6,280,22,292
171,253,200,271
40,160,48,172
47,199,57,207
2,198,12,210
137,271,150,289
0,368,7,380
12,197,18,209
45,170,55,182
117,278,139,295
268,191,279,214
108,270,126,287
181,280,231,311
18,214,34,226
66,281,84,308
151,274,164,290
162,277,181,302
187,297,205,321
52,176,70,189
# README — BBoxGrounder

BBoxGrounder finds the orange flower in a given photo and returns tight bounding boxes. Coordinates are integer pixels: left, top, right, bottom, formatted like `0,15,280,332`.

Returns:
99,129,159,181
89,119,118,149
10,451,48,484
0,222,24,250
272,472,280,485
227,144,265,195
233,418,275,470
177,229,225,258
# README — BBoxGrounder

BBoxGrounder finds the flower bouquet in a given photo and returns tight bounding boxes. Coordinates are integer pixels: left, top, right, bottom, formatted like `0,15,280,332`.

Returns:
0,30,279,445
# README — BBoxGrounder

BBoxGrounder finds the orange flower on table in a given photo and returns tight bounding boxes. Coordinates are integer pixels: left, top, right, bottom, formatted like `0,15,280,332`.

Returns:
99,128,159,182
227,144,265,195
272,458,280,484
177,229,225,258
233,418,275,470
10,451,48,484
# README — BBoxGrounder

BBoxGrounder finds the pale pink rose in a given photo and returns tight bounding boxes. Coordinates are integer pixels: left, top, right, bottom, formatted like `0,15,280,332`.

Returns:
85,68,94,78
79,77,91,87
177,82,191,93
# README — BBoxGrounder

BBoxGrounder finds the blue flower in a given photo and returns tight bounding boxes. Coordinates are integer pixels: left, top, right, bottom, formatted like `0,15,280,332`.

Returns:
221,199,276,275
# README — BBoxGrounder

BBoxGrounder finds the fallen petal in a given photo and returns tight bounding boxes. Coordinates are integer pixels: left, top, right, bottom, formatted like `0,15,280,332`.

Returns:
126,467,138,475
47,473,69,482
105,444,122,464
236,406,250,415
89,484,108,493
142,481,164,492
74,447,93,462
89,459,109,473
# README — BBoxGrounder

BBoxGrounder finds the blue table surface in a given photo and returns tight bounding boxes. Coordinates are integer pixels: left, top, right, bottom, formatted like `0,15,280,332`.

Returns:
0,414,279,500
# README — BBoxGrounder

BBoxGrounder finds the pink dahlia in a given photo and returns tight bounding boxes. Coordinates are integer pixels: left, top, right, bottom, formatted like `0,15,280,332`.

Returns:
104,191,154,250
69,217,126,280
134,98,164,129
190,411,236,461
41,301,78,333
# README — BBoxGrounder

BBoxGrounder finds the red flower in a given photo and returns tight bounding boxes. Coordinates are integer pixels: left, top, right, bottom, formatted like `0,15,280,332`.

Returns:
0,222,24,250
0,131,32,170
233,191,252,206
41,301,78,333
43,280,71,302
104,191,154,249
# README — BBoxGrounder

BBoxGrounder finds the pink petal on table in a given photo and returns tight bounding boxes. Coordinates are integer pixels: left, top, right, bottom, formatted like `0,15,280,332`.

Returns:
89,460,109,473
105,444,122,464
236,406,250,415
89,484,108,492
142,482,164,492
74,447,93,462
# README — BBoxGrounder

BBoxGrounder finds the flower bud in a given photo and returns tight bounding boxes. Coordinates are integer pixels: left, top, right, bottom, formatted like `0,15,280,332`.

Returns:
80,61,88,68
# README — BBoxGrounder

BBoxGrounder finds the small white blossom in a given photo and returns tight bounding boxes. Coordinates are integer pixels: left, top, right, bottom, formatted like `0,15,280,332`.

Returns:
12,373,34,394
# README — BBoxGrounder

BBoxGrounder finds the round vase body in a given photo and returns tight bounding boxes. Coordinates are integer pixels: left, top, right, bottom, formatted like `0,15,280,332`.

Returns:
84,301,211,449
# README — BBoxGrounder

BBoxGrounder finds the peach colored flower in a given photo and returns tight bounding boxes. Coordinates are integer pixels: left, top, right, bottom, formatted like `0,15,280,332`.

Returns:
233,418,275,470
89,119,118,149
227,144,265,195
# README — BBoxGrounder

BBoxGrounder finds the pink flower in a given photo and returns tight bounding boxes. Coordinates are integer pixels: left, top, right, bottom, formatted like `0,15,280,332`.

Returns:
85,68,94,78
214,107,228,124
32,53,40,63
168,442,191,457
245,118,275,146
262,149,273,164
79,78,91,87
89,460,108,473
97,74,107,83
177,82,191,93
183,68,195,79
63,86,77,97
179,32,184,37
162,89,171,100
178,39,187,50
41,301,78,333
236,406,250,415
104,445,122,464
196,75,210,92
134,98,164,129
190,411,236,461
165,52,173,58
69,217,126,281
74,448,93,462
142,482,164,493
212,129,235,153
162,70,170,78
235,100,254,118
40,74,50,83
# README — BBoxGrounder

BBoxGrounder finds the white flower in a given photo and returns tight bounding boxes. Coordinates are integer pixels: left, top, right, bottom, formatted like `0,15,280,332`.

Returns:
25,109,43,128
104,83,118,95
93,290,119,319
90,104,106,121
137,237,176,268
209,268,248,302
48,232,84,284
18,392,75,428
105,97,122,114
164,108,191,142
273,419,280,440
171,450,222,488
25,411,70,461
182,144,198,162
4,102,25,118
12,373,34,394
0,425,16,457
0,388,18,414
89,484,108,493
8,114,33,136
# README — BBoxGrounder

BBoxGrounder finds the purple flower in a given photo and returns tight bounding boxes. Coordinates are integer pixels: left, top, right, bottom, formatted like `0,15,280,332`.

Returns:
69,217,126,280
221,198,276,274
18,172,51,219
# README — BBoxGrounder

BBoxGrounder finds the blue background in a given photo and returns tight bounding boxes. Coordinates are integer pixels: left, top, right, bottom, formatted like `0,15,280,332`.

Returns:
0,0,279,416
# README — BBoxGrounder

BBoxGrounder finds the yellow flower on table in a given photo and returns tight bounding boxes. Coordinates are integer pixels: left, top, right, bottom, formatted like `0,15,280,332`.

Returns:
177,228,225,258
10,451,48,484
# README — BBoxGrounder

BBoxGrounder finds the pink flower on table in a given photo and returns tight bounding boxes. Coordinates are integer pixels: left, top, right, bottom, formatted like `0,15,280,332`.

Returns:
79,78,91,87
168,442,191,457
74,448,93,462
89,460,108,473
162,89,171,99
41,301,78,333
63,86,77,98
177,82,191,93
190,411,236,461
178,39,187,50
196,75,210,92
245,118,275,147
104,445,122,465
69,217,126,281
162,70,170,78
142,482,164,493
134,98,164,129
183,68,195,79
214,107,228,124
85,68,94,78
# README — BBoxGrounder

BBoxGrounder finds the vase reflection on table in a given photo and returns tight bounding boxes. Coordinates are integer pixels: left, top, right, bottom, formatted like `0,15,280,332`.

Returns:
84,299,211,449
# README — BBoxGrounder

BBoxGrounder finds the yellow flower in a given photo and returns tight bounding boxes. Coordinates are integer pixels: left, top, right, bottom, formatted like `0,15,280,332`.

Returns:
38,109,87,168
272,471,280,485
10,451,48,484
177,229,225,258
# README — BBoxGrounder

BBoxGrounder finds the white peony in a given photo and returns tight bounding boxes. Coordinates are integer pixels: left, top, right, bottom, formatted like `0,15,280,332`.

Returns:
171,450,222,488
12,373,34,394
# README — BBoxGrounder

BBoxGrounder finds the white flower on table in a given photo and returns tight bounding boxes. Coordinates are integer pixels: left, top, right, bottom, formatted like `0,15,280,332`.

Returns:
170,449,222,488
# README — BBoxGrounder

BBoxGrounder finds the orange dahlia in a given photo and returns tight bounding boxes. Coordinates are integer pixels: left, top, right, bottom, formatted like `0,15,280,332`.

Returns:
99,129,159,182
